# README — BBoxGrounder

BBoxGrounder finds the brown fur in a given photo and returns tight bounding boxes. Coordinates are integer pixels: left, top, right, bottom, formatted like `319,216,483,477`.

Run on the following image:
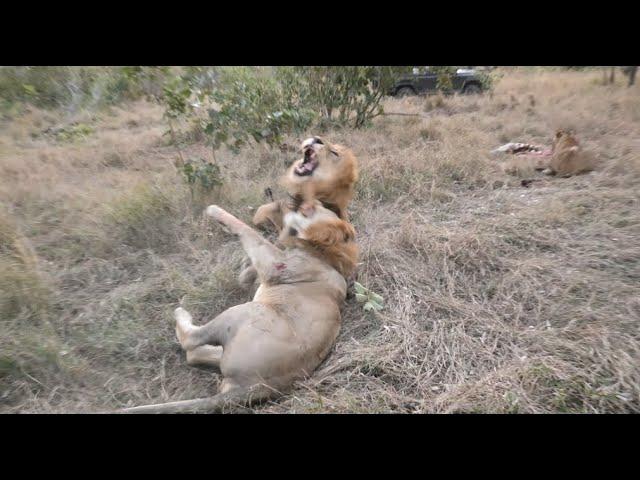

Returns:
501,130,598,178
280,216,358,279
243,137,360,290
119,202,358,413
306,220,359,280
253,136,359,232
546,129,597,177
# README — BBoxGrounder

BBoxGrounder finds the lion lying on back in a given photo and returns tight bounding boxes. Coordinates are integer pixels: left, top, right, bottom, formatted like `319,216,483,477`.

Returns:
119,200,358,413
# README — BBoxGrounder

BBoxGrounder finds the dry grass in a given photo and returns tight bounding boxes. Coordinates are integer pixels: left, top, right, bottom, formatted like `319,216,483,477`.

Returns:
1,68,639,413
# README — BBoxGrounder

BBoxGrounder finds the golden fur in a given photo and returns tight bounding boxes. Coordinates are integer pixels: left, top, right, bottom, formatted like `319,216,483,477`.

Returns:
278,212,358,279
546,129,597,177
120,202,358,413
253,136,359,232
500,129,598,178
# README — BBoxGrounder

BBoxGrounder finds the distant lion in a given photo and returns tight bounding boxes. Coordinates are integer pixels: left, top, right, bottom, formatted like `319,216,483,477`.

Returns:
543,129,597,177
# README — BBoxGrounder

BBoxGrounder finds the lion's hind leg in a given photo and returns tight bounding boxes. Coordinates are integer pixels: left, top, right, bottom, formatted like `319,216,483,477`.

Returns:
186,345,223,369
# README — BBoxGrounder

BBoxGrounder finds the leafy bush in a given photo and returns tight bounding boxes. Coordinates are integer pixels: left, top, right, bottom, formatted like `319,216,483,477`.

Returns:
287,66,411,128
354,282,384,312
181,158,223,191
158,67,315,159
431,66,456,93
0,67,76,108
476,69,501,92
0,66,169,112
157,66,412,159
119,66,172,101
162,75,194,120
179,158,224,211
205,67,316,153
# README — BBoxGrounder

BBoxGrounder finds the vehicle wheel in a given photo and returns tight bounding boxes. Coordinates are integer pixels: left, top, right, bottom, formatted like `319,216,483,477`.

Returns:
462,83,482,95
396,87,415,98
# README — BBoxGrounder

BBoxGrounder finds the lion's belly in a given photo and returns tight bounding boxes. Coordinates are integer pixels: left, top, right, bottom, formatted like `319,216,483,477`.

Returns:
220,294,340,386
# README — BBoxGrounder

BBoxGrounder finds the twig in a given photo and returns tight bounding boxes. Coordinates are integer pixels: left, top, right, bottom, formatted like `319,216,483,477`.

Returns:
382,112,427,118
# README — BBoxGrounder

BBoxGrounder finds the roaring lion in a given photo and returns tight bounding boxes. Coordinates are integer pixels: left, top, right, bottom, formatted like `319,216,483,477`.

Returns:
543,129,597,177
253,136,359,231
119,201,358,414
239,136,359,289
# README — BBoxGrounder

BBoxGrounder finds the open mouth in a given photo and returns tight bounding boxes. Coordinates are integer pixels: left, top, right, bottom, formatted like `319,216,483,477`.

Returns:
294,148,319,176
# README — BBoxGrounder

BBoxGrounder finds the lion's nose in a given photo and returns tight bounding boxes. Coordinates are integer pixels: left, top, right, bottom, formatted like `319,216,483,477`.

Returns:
301,136,323,150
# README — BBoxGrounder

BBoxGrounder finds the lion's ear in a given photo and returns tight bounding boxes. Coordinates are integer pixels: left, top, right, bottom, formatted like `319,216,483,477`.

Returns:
555,129,564,139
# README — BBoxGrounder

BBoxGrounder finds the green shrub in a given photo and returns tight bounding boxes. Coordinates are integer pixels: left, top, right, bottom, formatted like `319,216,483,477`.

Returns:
47,123,94,143
476,69,501,92
157,66,412,160
431,66,456,93
287,66,411,128
0,66,170,111
205,66,316,153
180,158,223,210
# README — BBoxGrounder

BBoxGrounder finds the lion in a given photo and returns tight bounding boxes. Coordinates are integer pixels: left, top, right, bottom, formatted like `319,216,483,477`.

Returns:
253,136,359,231
119,201,358,414
543,129,597,177
239,136,359,289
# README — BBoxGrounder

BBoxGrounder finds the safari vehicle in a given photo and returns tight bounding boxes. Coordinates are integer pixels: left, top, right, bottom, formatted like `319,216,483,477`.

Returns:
390,67,485,96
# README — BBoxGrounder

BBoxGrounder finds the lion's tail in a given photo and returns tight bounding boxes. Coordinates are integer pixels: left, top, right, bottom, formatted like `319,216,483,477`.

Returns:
112,384,279,414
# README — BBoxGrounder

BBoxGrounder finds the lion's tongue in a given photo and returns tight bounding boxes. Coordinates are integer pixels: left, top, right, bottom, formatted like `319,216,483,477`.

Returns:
296,158,317,174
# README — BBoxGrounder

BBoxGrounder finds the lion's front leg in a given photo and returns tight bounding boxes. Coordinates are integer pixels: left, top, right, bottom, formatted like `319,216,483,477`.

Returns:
207,205,252,235
206,205,286,281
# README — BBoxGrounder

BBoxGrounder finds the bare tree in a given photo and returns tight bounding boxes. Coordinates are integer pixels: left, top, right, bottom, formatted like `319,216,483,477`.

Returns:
624,66,637,87
602,66,624,85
